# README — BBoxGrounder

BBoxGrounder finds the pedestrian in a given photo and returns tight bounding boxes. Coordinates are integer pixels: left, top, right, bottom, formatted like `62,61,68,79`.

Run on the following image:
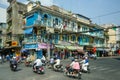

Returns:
6,54,10,61
0,55,2,64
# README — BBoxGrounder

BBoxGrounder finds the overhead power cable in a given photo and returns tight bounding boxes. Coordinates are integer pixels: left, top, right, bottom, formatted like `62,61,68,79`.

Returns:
91,10,120,19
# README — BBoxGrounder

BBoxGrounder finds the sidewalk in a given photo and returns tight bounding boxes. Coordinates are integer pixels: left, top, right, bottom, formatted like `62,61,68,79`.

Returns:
97,55,120,59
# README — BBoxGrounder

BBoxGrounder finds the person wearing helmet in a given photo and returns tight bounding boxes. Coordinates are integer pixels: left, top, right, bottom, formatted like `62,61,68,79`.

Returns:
53,57,61,70
10,56,17,64
69,58,80,76
80,56,89,72
9,56,18,69
70,58,80,70
33,57,43,71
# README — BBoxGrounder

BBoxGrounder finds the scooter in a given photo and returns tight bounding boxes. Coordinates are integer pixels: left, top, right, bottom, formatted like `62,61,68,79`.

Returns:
53,64,64,72
25,61,32,67
80,63,90,73
64,65,82,80
33,65,45,74
10,63,17,71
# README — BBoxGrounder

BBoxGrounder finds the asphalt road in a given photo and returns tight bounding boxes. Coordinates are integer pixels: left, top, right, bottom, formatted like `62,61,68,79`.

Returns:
0,56,120,80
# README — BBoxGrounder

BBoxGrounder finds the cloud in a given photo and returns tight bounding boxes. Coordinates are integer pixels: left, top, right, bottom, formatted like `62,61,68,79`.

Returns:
0,0,54,8
39,0,53,6
0,0,9,6
0,7,6,23
18,0,53,6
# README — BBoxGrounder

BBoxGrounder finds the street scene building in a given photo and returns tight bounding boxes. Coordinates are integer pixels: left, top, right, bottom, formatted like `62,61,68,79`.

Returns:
0,7,7,53
0,23,7,48
0,1,120,80
1,0,120,59
4,0,27,56
22,1,105,59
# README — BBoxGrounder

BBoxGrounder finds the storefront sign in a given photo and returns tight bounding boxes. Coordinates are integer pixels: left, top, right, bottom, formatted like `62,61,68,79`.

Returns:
12,41,18,46
24,44,37,49
38,43,48,49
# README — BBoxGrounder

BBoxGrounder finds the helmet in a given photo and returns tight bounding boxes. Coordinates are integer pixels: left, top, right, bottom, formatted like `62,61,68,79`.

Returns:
71,58,75,61
85,57,88,59
13,56,16,59
74,58,78,62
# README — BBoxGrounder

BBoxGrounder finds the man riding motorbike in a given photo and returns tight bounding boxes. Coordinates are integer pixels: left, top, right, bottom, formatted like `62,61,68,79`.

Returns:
10,57,18,71
53,57,61,70
33,58,43,71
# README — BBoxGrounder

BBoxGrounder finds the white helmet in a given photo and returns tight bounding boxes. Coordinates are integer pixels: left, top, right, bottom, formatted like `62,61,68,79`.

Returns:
13,56,16,59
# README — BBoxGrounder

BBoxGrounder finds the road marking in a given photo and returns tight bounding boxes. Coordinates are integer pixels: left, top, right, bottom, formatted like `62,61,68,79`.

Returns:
105,69,117,72
99,68,110,71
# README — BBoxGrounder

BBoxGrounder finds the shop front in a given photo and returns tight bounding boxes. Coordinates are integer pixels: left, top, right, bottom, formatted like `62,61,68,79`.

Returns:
23,43,37,58
96,47,110,57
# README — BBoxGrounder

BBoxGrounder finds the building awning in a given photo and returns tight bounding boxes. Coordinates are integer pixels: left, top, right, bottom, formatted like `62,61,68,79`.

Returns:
24,44,37,49
96,48,110,51
24,28,33,34
58,41,71,46
76,46,83,50
55,45,65,49
38,43,48,49
66,46,77,50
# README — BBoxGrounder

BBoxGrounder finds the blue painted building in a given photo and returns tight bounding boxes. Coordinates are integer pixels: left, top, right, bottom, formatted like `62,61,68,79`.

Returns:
22,2,105,58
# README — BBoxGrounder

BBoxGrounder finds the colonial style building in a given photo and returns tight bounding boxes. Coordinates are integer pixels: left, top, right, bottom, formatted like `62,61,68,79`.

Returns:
22,1,105,58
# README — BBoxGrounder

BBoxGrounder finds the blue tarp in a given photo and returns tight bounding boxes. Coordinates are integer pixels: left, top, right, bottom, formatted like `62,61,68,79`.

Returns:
24,28,33,34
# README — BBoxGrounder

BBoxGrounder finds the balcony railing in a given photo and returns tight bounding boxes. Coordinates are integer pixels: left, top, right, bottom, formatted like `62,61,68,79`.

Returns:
64,27,72,31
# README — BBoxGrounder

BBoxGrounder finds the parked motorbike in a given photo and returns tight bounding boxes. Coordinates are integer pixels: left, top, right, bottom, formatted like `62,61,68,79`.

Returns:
64,65,82,80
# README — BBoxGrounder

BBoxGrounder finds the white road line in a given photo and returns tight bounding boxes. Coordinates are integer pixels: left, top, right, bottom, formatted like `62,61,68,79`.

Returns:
99,68,110,71
104,69,118,72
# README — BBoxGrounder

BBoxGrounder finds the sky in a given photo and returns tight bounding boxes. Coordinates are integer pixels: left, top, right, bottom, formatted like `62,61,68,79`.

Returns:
0,7,6,23
0,0,120,25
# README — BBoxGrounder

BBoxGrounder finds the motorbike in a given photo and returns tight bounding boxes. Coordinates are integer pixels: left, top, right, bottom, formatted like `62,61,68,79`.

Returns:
80,62,90,73
64,65,82,80
25,61,32,67
53,64,64,72
47,61,54,69
33,65,45,74
10,64,17,71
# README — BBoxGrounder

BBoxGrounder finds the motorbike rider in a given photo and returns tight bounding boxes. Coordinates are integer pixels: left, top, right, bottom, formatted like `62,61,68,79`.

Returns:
41,55,46,65
10,56,17,68
33,58,43,71
49,57,54,68
69,58,80,75
80,56,89,72
53,57,61,70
